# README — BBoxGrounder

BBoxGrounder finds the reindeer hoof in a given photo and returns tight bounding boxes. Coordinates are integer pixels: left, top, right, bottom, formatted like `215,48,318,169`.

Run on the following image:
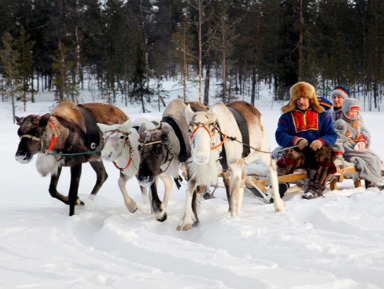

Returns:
203,192,215,199
156,212,167,222
76,198,85,206
182,224,193,231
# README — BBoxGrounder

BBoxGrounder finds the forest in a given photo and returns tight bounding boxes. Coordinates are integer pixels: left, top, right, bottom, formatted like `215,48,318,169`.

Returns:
1,0,384,112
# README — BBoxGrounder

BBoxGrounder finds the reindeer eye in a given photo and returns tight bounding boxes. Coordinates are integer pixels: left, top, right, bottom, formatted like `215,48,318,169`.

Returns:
119,135,125,140
155,144,163,154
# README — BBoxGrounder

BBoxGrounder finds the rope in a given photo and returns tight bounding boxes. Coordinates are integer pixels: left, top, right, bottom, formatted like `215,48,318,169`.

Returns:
212,123,307,155
47,150,102,156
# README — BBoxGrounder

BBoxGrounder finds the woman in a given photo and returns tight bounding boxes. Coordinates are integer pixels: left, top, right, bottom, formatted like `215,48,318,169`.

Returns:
333,98,383,189
331,85,350,121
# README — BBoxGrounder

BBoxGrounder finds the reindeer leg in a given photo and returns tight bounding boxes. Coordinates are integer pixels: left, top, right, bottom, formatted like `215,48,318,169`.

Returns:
49,166,70,205
177,179,198,231
68,164,82,216
88,160,108,200
159,173,173,210
139,186,148,204
269,158,287,212
150,181,167,222
118,172,137,213
222,170,231,212
230,163,245,217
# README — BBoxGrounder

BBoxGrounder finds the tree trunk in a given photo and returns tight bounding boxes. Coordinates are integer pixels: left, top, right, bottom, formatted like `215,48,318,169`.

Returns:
298,0,304,80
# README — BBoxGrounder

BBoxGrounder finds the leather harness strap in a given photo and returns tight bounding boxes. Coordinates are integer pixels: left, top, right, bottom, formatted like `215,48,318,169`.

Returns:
78,105,100,150
161,116,188,162
227,106,250,158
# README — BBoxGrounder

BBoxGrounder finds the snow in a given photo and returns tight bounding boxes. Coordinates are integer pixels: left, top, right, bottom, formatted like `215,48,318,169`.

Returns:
1,87,384,289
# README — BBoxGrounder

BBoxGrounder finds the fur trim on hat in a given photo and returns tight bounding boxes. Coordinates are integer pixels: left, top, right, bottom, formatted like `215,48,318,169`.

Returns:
342,98,360,115
281,81,324,114
331,85,350,99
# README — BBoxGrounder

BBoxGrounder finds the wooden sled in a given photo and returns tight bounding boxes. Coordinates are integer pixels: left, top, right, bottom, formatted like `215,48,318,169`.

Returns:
245,164,384,196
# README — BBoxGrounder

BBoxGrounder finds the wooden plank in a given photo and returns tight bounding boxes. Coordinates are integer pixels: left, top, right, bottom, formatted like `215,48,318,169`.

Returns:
244,166,376,194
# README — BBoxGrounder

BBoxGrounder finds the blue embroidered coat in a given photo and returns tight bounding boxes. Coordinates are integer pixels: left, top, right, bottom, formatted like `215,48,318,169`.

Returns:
275,108,337,148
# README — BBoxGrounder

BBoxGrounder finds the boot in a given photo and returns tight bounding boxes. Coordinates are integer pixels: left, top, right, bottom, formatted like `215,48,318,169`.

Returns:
365,180,375,189
279,183,289,198
303,181,325,199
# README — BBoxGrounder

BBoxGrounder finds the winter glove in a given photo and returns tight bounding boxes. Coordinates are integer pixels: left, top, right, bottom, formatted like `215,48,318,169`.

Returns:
354,142,366,151
294,137,308,150
310,140,323,151
357,134,367,145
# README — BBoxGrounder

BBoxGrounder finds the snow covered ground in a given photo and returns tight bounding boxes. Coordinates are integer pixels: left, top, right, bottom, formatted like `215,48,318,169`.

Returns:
1,87,384,289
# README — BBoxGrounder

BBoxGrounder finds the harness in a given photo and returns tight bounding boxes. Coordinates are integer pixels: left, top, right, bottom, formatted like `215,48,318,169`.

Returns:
20,121,57,155
161,116,188,162
19,111,102,157
104,129,133,172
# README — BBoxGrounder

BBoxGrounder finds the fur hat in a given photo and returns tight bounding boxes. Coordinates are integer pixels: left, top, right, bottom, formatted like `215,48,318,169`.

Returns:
342,98,360,115
281,81,324,114
331,85,350,99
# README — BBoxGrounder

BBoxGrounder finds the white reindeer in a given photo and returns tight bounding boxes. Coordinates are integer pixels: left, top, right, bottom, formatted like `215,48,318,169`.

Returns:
178,101,286,230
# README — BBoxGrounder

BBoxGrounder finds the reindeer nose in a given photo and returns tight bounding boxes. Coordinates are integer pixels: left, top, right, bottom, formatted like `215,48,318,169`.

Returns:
102,151,113,160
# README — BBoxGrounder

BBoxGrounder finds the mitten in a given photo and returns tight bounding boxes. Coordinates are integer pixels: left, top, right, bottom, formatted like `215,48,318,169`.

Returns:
354,142,366,151
357,135,367,145
294,137,308,150
310,139,323,151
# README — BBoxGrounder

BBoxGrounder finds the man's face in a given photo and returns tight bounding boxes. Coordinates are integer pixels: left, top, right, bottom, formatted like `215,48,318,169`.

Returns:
296,97,310,111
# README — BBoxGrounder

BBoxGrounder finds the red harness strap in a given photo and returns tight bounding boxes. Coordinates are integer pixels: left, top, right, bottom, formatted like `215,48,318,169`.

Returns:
45,121,57,155
317,161,337,174
189,123,226,151
113,147,133,171
189,124,211,140
276,158,296,170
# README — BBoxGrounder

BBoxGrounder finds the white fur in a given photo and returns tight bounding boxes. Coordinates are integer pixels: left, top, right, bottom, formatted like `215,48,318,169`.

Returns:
36,153,59,177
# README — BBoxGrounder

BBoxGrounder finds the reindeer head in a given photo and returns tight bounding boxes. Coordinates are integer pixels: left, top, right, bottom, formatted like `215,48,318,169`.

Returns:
136,123,170,186
15,113,51,163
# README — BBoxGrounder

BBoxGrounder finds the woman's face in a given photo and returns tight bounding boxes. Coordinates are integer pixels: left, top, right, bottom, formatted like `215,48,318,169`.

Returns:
332,95,344,109
346,109,359,118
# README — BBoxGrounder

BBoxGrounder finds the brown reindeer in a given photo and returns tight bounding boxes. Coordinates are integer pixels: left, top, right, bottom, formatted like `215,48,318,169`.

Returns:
15,101,128,216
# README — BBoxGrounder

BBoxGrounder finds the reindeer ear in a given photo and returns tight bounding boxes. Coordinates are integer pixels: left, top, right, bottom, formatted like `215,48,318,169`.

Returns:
15,116,24,125
39,113,51,127
139,123,147,134
97,123,110,134
120,119,132,132
207,112,217,123
138,123,148,142
159,126,169,141
185,104,194,124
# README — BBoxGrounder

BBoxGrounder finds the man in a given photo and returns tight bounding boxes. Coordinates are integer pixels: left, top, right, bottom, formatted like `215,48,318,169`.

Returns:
275,81,338,199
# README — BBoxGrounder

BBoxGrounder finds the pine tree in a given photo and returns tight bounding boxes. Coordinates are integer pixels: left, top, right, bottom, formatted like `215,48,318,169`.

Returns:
0,32,21,123
51,42,75,102
171,14,195,101
17,27,35,110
